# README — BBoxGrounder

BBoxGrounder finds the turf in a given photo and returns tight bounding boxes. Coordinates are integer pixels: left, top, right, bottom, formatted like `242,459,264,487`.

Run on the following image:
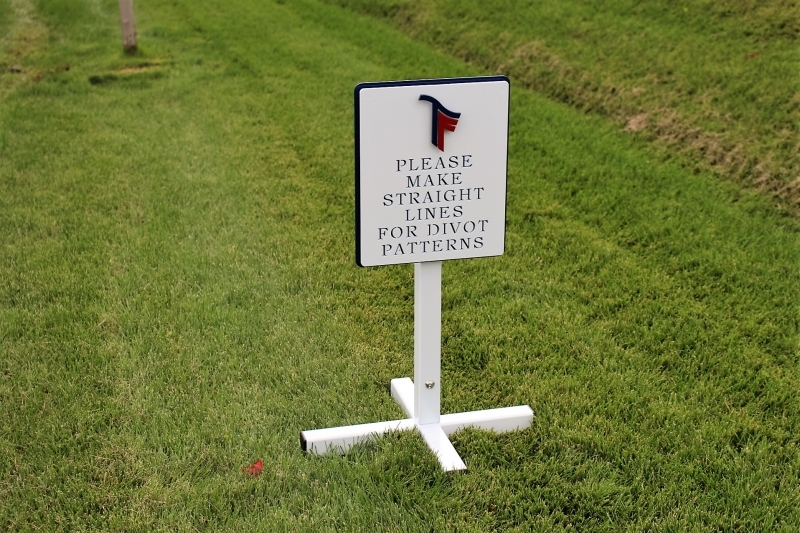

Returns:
0,0,798,531
325,0,800,213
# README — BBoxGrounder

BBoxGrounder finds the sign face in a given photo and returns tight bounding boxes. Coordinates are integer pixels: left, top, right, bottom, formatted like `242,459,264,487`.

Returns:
355,76,509,267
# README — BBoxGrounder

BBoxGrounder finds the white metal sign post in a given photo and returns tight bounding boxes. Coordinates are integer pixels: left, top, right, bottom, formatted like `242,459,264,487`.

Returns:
300,77,533,471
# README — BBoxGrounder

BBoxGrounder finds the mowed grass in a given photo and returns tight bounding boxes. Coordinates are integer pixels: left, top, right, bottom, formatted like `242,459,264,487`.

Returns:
326,0,800,212
0,0,798,531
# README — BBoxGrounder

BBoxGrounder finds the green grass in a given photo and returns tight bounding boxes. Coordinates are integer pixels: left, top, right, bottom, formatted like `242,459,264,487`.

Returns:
1,0,799,531
325,0,800,213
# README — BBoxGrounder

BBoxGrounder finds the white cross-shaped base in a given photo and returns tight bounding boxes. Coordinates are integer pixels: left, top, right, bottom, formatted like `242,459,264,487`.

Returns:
300,262,533,471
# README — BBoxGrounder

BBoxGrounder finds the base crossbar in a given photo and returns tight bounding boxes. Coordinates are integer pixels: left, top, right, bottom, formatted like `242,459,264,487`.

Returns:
300,377,533,471
301,262,533,471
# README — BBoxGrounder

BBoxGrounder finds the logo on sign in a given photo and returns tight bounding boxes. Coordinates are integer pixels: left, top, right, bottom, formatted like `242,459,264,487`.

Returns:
419,95,460,152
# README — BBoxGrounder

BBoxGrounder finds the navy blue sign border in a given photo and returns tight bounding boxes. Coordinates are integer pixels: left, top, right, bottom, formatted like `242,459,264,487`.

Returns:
354,75,510,268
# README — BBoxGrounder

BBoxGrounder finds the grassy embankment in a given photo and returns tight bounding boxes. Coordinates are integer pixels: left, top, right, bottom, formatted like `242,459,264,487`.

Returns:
1,0,798,531
327,0,800,214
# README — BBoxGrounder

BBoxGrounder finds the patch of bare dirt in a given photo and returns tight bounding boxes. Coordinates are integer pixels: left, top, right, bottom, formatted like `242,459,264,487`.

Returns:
115,63,163,75
625,114,649,133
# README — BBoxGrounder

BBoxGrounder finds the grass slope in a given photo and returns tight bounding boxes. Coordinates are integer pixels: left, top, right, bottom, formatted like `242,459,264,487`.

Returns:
0,0,798,531
324,0,800,213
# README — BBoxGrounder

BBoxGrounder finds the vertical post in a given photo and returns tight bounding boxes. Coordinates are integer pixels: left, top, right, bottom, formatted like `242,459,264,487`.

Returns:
414,261,441,425
118,0,137,54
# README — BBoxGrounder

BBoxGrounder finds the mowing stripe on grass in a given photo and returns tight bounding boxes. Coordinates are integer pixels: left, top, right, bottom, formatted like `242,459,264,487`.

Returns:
1,0,798,530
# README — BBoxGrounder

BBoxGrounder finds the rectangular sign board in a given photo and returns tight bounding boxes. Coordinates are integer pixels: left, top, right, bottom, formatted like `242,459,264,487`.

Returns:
355,76,509,267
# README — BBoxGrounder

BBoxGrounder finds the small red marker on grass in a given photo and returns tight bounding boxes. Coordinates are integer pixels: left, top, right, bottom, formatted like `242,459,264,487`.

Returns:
241,459,263,477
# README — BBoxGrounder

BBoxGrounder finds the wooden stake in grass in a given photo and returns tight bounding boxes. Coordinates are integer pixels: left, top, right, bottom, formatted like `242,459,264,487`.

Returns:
118,0,137,54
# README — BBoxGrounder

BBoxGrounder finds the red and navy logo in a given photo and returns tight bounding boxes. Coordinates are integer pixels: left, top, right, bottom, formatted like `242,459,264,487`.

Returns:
419,94,460,152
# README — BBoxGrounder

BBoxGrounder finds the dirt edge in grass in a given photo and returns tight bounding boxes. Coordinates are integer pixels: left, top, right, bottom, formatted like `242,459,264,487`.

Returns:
323,0,800,217
0,0,48,96
498,38,799,213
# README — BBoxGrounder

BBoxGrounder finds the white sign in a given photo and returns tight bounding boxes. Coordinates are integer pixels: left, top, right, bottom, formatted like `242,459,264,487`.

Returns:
355,76,509,267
